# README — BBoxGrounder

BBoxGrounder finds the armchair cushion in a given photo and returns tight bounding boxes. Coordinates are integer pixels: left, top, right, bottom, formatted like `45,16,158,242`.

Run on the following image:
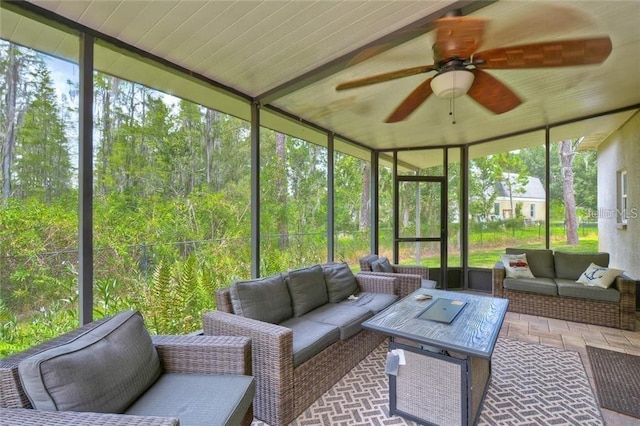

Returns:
230,273,292,324
371,257,394,273
18,310,160,413
125,373,255,426
286,265,329,316
322,262,359,303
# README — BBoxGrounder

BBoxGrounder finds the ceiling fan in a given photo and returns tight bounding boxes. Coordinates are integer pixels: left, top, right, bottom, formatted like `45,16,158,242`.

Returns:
335,16,612,123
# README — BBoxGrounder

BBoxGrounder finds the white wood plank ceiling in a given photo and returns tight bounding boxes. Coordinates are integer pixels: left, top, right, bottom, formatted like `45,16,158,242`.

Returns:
14,0,640,153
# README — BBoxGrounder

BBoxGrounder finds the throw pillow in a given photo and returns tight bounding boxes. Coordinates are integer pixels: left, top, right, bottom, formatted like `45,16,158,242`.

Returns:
18,310,160,413
371,257,394,273
322,262,359,303
286,264,329,316
576,263,623,288
501,253,535,279
230,273,293,323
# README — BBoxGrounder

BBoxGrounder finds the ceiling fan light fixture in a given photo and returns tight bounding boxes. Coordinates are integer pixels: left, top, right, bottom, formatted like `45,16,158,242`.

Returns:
430,69,474,99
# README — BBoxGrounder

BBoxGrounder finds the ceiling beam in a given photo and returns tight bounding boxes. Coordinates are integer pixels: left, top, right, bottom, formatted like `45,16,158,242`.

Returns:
256,0,495,105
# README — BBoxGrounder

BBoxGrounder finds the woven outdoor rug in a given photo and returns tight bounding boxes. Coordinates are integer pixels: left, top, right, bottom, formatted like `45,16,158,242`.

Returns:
252,338,602,425
587,345,640,419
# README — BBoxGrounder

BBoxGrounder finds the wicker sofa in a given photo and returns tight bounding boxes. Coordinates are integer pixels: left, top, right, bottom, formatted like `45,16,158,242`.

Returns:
359,254,432,297
203,262,399,426
493,248,636,330
0,311,255,426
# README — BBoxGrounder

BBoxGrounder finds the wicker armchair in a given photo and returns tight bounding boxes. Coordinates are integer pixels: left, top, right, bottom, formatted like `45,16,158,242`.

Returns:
359,254,432,297
0,318,254,426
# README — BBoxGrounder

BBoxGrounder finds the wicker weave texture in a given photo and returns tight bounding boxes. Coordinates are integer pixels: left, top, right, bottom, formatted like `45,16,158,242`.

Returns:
204,307,387,426
395,350,463,426
493,266,636,330
0,407,179,426
1,319,254,426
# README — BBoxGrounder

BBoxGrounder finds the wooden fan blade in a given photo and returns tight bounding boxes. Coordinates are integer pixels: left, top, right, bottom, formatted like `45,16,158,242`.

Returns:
434,17,487,59
467,69,521,114
336,65,435,91
385,78,434,123
475,37,612,69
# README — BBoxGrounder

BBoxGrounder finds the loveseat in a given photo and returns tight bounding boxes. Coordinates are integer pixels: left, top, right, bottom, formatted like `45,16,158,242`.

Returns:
0,310,255,426
493,248,636,330
359,254,433,297
203,262,399,426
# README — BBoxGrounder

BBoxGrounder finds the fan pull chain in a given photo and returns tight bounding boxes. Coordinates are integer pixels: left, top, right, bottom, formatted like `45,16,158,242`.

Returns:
449,97,456,124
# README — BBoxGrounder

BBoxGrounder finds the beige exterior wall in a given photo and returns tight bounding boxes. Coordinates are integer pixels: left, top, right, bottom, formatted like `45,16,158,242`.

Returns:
495,198,546,222
597,111,640,279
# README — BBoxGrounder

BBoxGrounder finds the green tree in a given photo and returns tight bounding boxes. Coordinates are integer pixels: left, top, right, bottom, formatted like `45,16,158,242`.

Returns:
14,61,72,201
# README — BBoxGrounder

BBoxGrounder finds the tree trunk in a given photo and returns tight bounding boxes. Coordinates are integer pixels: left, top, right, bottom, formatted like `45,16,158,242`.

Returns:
275,132,289,249
359,161,370,230
560,140,579,245
1,45,21,204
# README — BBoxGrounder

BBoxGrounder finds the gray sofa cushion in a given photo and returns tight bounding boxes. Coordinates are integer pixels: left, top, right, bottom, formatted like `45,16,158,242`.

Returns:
506,248,555,278
339,292,398,314
556,279,621,303
360,254,379,271
554,252,610,280
279,317,340,367
125,373,255,426
371,257,394,273
322,262,359,303
230,273,292,324
18,310,160,413
302,304,372,340
287,265,329,316
503,277,558,296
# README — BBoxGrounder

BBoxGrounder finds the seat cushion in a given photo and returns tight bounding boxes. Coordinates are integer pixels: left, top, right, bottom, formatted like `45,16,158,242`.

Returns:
506,248,555,278
554,252,610,280
338,292,398,314
125,373,255,426
322,262,359,303
279,317,340,367
302,304,372,340
556,279,621,303
230,273,292,324
18,310,160,413
503,277,558,296
286,265,329,316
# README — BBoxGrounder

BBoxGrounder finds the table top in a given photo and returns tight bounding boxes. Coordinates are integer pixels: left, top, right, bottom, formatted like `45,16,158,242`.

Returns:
362,289,509,359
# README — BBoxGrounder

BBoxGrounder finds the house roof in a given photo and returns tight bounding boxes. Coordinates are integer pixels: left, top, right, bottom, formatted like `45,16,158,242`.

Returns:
495,173,546,200
3,1,640,168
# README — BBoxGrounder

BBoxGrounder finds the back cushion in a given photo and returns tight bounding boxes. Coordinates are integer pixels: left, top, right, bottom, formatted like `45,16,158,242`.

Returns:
230,273,293,323
554,252,610,280
18,310,160,413
287,265,329,316
506,248,555,278
322,262,359,303
371,257,394,273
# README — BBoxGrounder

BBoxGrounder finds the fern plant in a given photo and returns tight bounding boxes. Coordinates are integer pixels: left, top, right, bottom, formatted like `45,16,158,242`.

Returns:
143,254,216,334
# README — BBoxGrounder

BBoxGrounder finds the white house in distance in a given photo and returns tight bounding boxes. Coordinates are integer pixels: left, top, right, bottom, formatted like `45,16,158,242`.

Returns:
493,173,546,223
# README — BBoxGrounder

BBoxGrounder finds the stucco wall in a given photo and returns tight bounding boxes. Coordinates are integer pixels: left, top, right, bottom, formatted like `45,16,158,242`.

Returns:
597,111,640,279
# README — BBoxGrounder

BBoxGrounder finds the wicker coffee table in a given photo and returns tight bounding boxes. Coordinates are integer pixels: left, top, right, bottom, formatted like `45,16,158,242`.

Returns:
362,289,509,426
